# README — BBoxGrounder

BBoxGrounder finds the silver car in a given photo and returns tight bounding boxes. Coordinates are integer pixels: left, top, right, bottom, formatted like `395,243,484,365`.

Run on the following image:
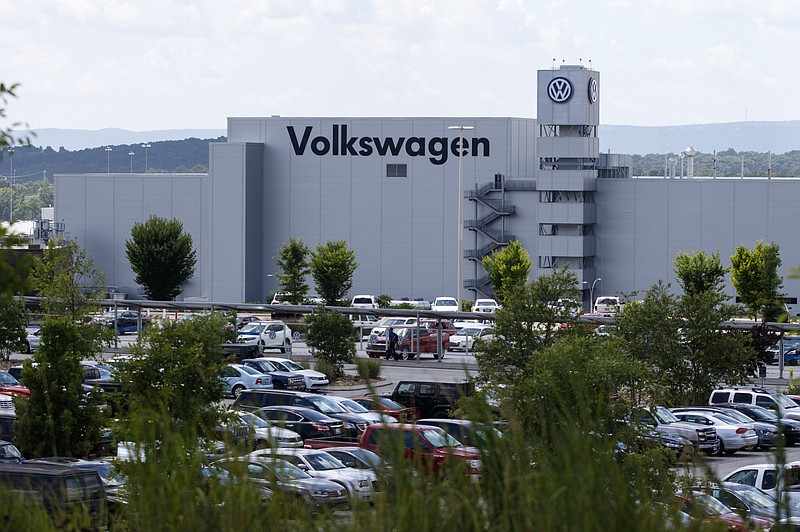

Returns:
671,410,758,455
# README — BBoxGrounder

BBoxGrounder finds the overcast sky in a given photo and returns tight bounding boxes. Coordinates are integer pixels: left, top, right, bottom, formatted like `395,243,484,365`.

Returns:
3,0,797,132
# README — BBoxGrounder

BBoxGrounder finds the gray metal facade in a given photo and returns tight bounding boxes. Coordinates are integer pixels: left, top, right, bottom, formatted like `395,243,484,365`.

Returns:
53,65,800,308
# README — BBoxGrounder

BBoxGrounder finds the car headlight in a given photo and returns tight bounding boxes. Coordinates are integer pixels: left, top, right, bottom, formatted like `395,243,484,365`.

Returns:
358,479,368,488
344,422,356,430
310,490,330,498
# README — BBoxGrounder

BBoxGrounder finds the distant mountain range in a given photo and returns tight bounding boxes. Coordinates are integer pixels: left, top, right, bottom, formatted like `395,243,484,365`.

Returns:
20,121,800,156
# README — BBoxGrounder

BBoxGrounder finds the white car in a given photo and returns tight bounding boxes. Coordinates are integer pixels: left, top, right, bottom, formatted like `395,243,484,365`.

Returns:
249,448,378,502
236,321,293,353
722,461,800,507
670,410,758,455
25,328,42,353
593,296,621,316
431,296,459,312
263,357,329,389
471,299,499,313
351,294,378,309
222,364,273,398
235,411,303,448
447,325,494,352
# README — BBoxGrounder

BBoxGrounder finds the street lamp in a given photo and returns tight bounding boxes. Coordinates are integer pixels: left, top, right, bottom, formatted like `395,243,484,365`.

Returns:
7,146,13,222
105,146,112,173
448,125,474,311
141,143,151,173
587,277,601,313
128,151,135,173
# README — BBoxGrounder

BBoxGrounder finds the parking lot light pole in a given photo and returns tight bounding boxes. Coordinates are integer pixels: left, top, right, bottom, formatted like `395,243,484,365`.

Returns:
589,277,601,313
105,146,112,173
448,125,474,311
141,143,151,172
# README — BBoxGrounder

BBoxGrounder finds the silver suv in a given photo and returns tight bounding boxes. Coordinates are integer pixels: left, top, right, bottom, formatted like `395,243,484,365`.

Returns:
709,387,800,422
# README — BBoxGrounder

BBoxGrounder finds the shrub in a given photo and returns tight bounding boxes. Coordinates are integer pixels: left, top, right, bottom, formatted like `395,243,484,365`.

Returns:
356,358,382,380
314,358,338,382
305,309,355,377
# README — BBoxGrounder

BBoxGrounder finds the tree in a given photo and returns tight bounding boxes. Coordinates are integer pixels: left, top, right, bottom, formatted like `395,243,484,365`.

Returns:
475,266,581,387
305,309,355,377
310,240,358,306
14,318,106,458
125,216,197,301
0,294,27,360
274,237,310,304
730,241,784,321
674,250,727,296
30,235,107,322
481,240,532,305
0,82,31,150
0,225,33,295
117,313,229,443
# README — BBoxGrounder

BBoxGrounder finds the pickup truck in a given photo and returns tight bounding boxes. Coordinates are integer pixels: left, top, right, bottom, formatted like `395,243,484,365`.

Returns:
632,406,719,454
304,423,481,478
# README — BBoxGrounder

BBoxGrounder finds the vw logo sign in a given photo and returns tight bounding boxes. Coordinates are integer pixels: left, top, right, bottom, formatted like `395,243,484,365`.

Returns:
588,77,598,103
268,330,276,340
547,77,573,103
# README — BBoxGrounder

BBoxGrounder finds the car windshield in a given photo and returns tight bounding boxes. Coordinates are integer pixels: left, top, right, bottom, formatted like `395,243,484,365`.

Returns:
720,410,754,423
727,485,776,509
238,412,270,429
308,396,347,414
304,452,345,471
378,397,405,410
710,413,740,425
240,324,266,334
746,407,777,422
250,360,278,372
437,300,457,307
655,406,679,424
694,492,731,516
271,460,311,480
422,428,461,449
774,393,799,409
0,372,20,386
278,360,304,372
0,444,22,460
337,399,370,414
459,328,484,337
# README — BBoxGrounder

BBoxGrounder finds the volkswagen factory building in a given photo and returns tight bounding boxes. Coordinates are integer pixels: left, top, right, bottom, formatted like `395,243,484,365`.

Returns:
54,65,800,308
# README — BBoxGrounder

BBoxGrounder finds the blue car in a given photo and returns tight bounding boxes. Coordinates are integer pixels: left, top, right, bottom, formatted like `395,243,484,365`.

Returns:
785,348,800,366
222,364,273,398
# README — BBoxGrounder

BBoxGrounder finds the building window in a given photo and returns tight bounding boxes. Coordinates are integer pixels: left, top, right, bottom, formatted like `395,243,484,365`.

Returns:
387,164,407,178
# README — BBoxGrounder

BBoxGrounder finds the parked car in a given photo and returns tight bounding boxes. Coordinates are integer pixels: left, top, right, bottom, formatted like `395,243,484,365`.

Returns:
330,395,396,424
350,396,418,423
431,297,459,312
235,321,293,354
351,295,378,309
232,390,369,438
471,299,499,313
367,326,450,360
785,348,800,366
261,357,329,390
234,411,303,449
348,313,381,339
0,462,108,529
360,423,481,479
415,419,503,449
0,371,30,398
722,461,800,507
389,380,474,419
239,358,306,390
25,328,42,353
214,456,349,512
94,309,150,332
325,447,389,474
669,410,758,455
222,364,273,398
671,405,780,450
717,402,800,446
368,317,418,340
705,481,800,523
593,296,621,316
630,406,719,454
709,387,800,422
249,406,346,440
673,491,759,531
236,315,263,329
447,325,493,352
250,448,378,502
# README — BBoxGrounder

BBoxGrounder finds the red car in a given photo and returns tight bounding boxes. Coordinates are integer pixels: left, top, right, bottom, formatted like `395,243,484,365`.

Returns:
351,396,419,422
0,371,29,399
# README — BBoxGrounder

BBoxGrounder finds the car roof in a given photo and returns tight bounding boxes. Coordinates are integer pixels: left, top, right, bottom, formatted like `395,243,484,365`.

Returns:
257,405,336,419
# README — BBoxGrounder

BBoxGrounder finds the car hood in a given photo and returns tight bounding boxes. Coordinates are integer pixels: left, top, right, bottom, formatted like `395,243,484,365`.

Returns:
433,445,482,459
0,385,30,397
311,468,375,483
253,426,301,440
285,476,346,493
329,412,372,424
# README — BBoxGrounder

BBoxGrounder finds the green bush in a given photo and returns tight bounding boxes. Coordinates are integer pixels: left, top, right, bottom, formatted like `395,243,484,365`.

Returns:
355,357,382,380
313,357,338,381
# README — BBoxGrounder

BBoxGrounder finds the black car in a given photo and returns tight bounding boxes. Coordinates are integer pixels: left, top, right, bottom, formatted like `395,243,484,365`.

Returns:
95,310,150,333
719,402,800,445
239,359,306,391
251,406,345,440
389,380,475,419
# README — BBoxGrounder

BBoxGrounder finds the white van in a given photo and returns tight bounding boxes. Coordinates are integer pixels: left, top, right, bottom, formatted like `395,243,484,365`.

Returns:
351,295,378,309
